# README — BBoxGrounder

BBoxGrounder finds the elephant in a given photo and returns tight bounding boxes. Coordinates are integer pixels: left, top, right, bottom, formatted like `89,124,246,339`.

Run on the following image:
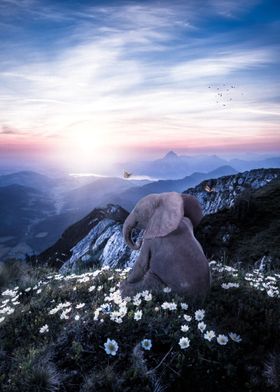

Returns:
120,192,210,299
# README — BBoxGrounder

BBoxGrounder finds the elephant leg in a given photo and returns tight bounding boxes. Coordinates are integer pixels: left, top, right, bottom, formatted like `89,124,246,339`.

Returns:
126,240,151,283
120,271,164,298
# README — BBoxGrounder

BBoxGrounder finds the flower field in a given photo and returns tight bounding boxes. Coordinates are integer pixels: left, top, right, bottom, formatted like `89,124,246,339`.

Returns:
0,261,280,391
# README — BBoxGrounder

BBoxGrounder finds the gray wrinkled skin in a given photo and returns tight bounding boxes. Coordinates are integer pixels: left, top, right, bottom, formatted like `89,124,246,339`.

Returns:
120,192,210,298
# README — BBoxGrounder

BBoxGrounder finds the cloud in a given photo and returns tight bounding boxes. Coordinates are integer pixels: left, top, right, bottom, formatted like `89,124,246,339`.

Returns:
0,1,279,168
1,125,20,134
169,49,274,81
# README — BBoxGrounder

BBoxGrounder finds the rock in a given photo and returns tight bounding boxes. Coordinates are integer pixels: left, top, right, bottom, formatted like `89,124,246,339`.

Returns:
184,168,280,215
60,219,140,273
195,178,280,265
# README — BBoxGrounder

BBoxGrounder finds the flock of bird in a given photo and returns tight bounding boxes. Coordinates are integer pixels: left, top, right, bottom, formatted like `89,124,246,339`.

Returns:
207,83,243,108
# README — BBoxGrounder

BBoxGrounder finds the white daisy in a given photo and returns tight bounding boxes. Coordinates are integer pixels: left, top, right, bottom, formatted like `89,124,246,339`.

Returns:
134,310,143,321
204,330,216,342
133,298,142,306
180,303,188,310
169,303,177,311
144,293,152,301
198,322,207,332
179,337,190,349
141,339,152,351
163,287,172,293
74,315,80,321
39,324,49,334
183,314,192,322
217,334,229,345
104,338,119,356
76,303,85,309
229,332,242,343
195,309,205,321
181,325,189,332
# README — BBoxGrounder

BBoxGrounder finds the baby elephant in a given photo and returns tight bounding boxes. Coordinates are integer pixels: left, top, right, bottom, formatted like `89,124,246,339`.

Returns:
120,192,210,298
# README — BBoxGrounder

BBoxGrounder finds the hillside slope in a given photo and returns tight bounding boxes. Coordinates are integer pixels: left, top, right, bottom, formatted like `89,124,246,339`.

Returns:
195,179,280,265
0,261,280,391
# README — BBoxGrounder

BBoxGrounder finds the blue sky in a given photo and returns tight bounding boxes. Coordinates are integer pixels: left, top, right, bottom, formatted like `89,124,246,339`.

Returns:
0,0,279,171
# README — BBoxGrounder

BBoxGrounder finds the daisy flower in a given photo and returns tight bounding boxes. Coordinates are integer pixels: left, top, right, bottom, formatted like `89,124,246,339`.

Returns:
204,330,216,342
195,309,205,321
179,337,190,349
134,310,143,321
229,332,242,343
39,324,49,334
217,334,229,345
183,314,192,322
76,303,85,309
104,338,119,356
198,322,206,332
141,339,152,351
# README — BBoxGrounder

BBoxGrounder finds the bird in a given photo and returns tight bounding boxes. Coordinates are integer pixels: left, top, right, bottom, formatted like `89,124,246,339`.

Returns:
205,182,215,193
123,171,133,178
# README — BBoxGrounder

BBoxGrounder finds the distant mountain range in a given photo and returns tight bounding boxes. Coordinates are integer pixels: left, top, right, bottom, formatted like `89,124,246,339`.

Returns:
109,165,237,211
0,184,55,259
0,172,150,259
115,151,280,179
0,171,55,191
1,154,280,260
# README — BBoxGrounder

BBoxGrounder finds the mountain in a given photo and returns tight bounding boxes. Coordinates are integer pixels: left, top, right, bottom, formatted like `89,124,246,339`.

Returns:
108,165,237,211
229,156,280,172
0,171,55,191
62,177,151,215
114,151,280,180
37,168,280,272
116,152,229,179
0,172,152,260
0,184,55,259
163,150,179,159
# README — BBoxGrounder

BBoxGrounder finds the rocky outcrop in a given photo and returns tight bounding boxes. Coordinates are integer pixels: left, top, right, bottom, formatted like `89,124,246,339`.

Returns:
184,168,280,215
195,179,280,266
37,204,130,268
60,219,139,273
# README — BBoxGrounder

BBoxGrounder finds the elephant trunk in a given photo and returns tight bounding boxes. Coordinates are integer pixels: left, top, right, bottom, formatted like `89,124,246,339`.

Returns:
123,214,142,250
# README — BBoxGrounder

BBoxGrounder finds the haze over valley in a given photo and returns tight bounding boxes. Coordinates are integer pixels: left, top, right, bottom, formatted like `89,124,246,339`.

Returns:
0,151,279,260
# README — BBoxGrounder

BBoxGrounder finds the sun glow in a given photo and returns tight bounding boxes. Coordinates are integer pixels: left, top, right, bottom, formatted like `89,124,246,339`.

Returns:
62,126,119,171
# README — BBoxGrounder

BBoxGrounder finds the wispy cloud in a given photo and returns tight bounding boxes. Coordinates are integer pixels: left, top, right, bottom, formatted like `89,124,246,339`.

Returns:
0,125,19,134
0,0,279,169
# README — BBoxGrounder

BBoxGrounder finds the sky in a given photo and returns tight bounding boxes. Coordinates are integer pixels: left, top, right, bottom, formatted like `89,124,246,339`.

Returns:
0,0,279,172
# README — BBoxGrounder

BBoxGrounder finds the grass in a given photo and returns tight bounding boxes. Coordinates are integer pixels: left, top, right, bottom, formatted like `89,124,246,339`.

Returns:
0,261,280,391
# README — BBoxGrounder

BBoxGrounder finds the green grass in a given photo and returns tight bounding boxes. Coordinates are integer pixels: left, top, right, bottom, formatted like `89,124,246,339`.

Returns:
0,261,280,391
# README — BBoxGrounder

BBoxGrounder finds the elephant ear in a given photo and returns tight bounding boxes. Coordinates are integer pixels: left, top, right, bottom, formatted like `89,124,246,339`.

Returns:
181,194,203,228
144,192,184,239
